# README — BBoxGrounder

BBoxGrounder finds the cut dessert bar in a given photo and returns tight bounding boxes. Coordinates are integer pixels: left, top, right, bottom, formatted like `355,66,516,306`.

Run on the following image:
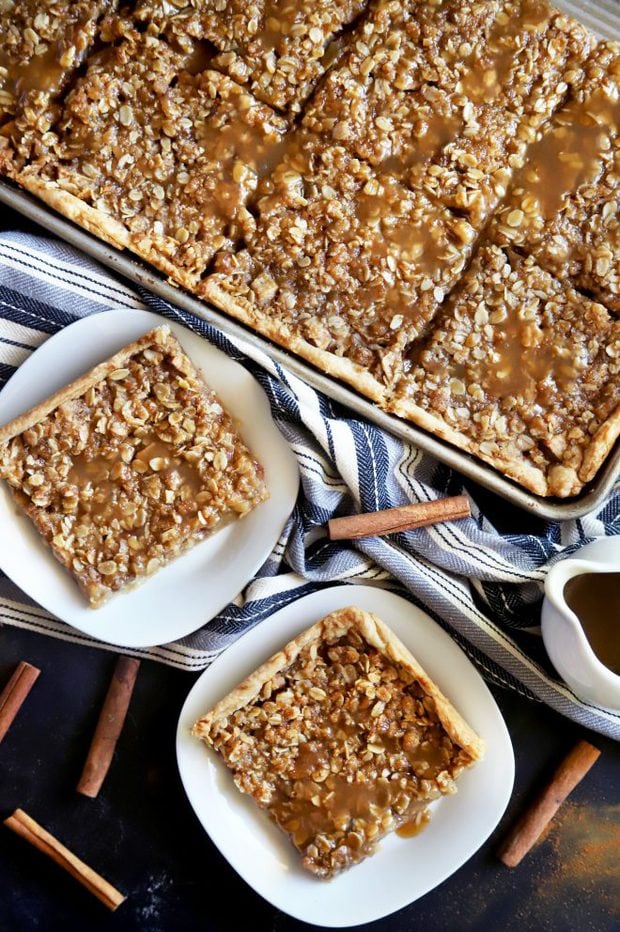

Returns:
134,0,368,115
302,0,594,226
193,606,484,878
202,133,476,403
493,41,620,312
387,245,620,497
0,326,268,607
16,19,288,288
0,0,114,121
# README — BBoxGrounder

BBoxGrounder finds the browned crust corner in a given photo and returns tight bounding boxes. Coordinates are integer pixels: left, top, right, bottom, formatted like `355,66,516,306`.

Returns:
580,404,620,485
17,171,203,290
387,393,553,497
0,325,178,444
201,277,389,405
18,171,131,251
192,605,485,762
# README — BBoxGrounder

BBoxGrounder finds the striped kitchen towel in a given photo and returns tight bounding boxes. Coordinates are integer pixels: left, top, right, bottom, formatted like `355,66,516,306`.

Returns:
0,231,619,741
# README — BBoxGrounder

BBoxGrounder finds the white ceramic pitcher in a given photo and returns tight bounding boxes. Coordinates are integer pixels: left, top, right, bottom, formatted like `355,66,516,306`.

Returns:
542,541,620,711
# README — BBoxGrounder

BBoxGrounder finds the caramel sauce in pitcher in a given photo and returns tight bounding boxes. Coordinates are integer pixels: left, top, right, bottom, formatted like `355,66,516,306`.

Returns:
563,573,620,675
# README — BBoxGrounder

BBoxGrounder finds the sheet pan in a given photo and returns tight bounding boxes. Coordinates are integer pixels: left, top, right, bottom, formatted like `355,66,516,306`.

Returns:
2,181,618,521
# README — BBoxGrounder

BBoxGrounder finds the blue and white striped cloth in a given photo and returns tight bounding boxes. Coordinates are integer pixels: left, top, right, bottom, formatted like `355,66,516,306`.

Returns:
0,231,619,741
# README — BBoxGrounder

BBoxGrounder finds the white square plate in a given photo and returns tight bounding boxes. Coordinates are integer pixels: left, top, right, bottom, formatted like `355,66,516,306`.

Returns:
0,309,299,648
177,585,514,926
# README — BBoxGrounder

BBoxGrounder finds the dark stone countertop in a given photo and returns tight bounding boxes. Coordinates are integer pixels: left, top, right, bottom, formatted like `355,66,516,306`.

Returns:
0,624,618,932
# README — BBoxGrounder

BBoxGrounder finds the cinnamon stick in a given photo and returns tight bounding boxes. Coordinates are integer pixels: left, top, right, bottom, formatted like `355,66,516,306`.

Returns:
4,808,125,910
328,495,471,541
77,656,140,799
497,740,601,868
0,660,41,744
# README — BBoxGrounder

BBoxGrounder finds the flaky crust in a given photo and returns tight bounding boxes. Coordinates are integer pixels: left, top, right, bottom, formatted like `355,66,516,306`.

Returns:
17,172,198,289
192,605,485,761
201,279,390,405
580,410,620,485
18,172,131,251
387,393,551,497
388,393,620,498
0,325,176,443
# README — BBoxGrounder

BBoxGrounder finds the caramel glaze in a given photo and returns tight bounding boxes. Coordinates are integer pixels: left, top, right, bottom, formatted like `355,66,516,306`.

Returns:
396,806,431,838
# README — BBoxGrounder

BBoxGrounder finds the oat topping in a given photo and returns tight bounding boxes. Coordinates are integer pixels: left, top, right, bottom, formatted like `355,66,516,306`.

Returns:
18,21,288,286
134,0,368,114
205,132,475,394
0,326,268,606
389,245,620,497
0,0,116,171
0,0,114,120
193,607,483,878
303,0,595,226
493,41,620,311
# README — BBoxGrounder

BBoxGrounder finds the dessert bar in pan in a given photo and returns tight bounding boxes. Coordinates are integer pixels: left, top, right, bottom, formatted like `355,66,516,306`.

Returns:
13,17,289,290
193,606,484,878
0,326,268,607
134,0,369,116
0,1,115,122
1,0,618,499
0,0,118,165
388,245,620,497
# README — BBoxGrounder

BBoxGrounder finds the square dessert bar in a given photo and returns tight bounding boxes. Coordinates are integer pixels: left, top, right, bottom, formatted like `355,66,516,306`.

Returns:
0,326,268,607
203,133,476,403
193,606,484,878
388,245,620,497
134,0,368,115
16,18,288,289
302,0,594,227
493,41,620,313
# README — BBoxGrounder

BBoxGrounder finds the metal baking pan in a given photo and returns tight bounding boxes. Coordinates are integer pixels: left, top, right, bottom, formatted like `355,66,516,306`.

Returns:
2,179,618,521
556,0,620,40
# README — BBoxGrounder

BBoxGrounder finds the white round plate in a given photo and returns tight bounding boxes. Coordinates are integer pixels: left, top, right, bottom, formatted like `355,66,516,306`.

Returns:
177,585,514,927
0,309,299,648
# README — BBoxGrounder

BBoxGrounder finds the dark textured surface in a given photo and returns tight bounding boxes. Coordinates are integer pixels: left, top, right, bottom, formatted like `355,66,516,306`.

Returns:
0,625,618,932
1,207,619,931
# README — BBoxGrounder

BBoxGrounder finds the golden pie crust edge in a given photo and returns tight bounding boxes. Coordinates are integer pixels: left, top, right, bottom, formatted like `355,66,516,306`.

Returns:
17,172,199,289
201,278,390,405
192,604,485,763
388,393,620,499
17,172,130,251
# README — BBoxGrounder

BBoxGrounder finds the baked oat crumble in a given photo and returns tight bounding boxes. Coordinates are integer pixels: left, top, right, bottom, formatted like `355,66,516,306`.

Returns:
193,606,483,878
388,245,620,497
0,326,268,606
0,1,116,171
204,132,475,399
134,0,368,114
0,0,114,121
17,17,288,286
493,40,620,312
302,0,595,227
